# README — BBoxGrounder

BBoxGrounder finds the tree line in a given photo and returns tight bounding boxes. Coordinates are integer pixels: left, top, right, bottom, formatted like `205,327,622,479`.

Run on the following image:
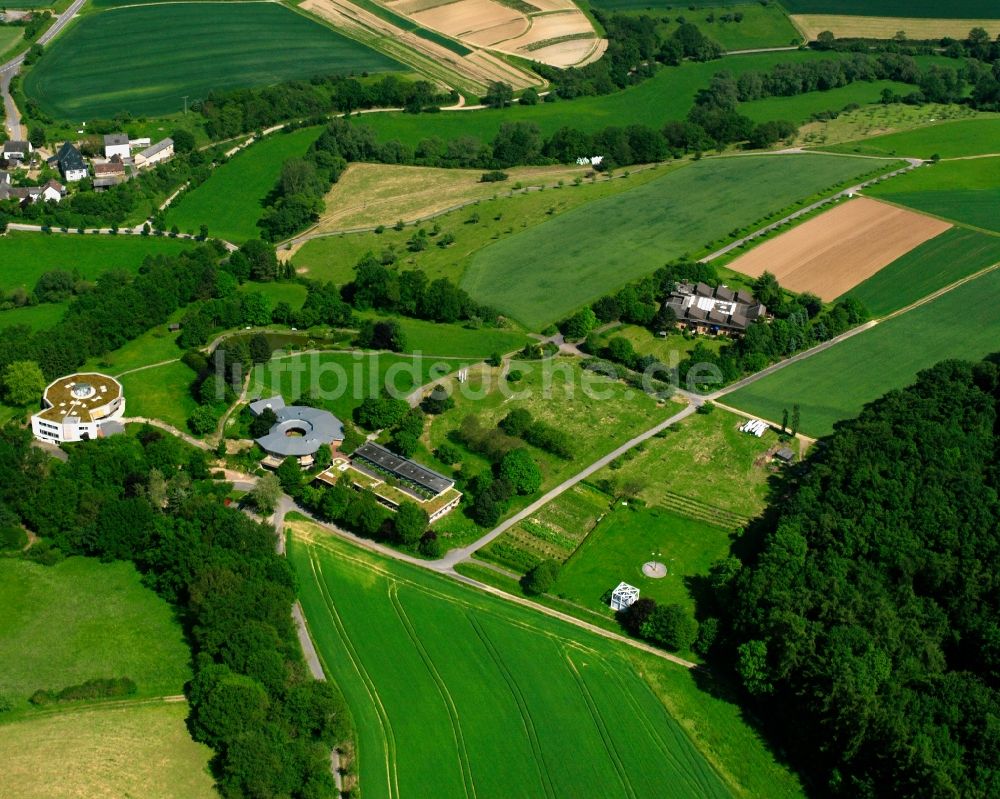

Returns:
0,427,348,798
704,355,1000,797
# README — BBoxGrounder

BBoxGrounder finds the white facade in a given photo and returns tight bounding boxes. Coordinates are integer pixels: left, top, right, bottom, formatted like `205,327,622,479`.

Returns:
103,134,131,160
610,582,640,612
134,138,174,169
30,374,126,444
63,165,88,182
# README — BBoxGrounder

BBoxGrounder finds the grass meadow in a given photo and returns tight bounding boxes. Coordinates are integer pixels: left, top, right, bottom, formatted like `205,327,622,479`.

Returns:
289,525,736,799
237,280,308,310
554,505,730,621
866,158,1000,233
0,27,24,58
0,232,191,294
0,702,217,799
0,557,191,711
354,50,868,146
373,316,530,358
23,3,402,119
0,302,67,332
247,350,475,421
726,268,1000,436
120,361,199,430
461,154,895,328
845,227,1000,316
292,164,671,285
780,0,1000,15
615,3,801,49
167,127,324,243
823,117,1000,159
739,80,914,124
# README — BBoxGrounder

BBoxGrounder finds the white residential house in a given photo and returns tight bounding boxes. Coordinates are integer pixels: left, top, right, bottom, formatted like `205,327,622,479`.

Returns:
2,140,32,161
49,142,88,182
134,138,174,169
0,179,64,205
103,132,131,160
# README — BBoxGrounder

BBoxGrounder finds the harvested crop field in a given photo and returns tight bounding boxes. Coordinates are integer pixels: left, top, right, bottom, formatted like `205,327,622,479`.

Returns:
724,197,951,300
311,161,599,232
386,0,601,66
790,14,1000,40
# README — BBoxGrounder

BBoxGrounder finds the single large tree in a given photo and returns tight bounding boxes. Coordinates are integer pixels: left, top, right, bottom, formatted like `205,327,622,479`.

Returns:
2,360,45,407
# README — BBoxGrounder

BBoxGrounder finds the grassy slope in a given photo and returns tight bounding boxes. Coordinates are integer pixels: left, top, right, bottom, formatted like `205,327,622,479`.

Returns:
462,154,894,329
739,80,914,123
292,165,671,286
167,127,323,244
0,27,23,57
616,4,801,50
0,557,191,711
845,227,1000,316
0,232,190,293
289,527,736,799
80,311,186,374
0,703,217,799
355,50,860,146
237,280,308,311
120,361,199,430
822,118,1000,159
23,3,401,119
0,302,67,331
866,157,1000,233
725,268,1000,436
781,0,1000,16
385,316,530,358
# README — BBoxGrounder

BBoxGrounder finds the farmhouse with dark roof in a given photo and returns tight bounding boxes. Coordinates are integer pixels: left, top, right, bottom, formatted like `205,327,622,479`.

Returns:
664,282,767,336
49,142,88,182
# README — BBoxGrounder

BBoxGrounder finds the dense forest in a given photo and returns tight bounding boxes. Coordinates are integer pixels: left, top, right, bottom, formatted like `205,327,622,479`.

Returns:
705,356,1000,797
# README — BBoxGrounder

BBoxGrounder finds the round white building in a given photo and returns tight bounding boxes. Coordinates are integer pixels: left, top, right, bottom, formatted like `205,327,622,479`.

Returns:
31,373,126,444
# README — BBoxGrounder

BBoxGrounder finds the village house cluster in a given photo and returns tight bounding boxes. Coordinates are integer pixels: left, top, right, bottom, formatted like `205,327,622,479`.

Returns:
0,131,174,207
663,281,767,336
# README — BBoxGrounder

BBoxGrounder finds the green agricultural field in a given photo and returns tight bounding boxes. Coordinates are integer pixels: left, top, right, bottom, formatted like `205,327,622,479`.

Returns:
845,227,1000,316
866,158,1000,233
823,117,1000,159
292,165,671,286
617,3,801,50
120,361,199,430
23,3,402,119
0,557,192,711
739,80,913,124
289,525,735,799
554,505,730,621
780,0,1000,16
167,127,323,244
355,50,863,146
248,350,474,421
0,703,217,799
725,268,1000,436
0,232,191,294
462,153,895,329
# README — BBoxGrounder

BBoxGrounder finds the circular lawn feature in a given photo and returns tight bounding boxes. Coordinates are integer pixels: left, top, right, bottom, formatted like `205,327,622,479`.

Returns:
642,561,667,579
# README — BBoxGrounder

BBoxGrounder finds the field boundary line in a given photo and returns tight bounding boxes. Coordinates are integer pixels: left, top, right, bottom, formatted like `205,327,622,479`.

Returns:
310,554,400,799
293,527,698,669
467,615,556,799
879,259,1000,323
858,194,1000,239
387,582,477,799
564,651,638,799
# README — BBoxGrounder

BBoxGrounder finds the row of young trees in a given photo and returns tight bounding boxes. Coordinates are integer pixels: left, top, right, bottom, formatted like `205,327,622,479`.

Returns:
1,427,348,798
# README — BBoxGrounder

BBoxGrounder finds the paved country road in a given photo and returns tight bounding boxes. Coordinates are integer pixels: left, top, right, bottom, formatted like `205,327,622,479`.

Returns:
1,0,86,139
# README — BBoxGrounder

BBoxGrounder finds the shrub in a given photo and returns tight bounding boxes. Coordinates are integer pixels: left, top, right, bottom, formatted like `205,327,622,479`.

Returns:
0,525,27,551
522,559,561,595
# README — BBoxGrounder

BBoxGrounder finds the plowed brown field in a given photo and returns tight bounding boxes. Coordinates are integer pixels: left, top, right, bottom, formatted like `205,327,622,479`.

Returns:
725,197,951,300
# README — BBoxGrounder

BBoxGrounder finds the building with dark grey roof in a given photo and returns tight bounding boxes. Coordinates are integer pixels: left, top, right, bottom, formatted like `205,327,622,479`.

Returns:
250,396,343,466
663,283,767,335
50,142,88,182
352,442,454,497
